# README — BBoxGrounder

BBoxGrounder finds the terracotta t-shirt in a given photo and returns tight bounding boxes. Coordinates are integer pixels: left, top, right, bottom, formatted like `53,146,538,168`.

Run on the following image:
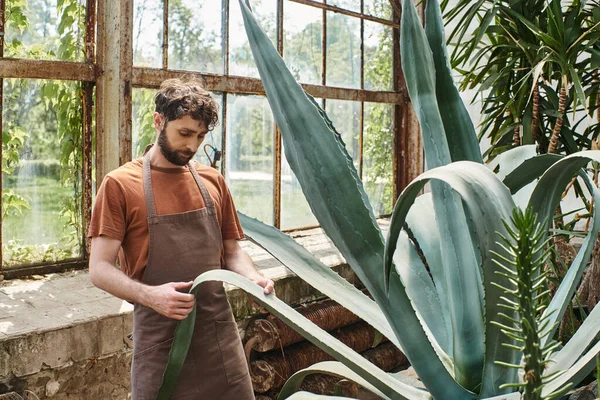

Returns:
88,158,244,281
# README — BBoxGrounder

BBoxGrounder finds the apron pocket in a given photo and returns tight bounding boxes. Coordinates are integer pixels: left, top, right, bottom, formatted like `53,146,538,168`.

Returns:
133,337,199,399
215,320,249,384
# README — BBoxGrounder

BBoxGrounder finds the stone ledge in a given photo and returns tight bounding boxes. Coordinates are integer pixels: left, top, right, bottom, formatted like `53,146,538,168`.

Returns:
0,221,388,397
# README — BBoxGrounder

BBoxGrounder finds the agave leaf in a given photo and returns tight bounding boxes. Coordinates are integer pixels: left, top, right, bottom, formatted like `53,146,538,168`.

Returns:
239,0,386,300
542,340,600,398
401,1,485,389
502,153,563,194
400,0,451,168
528,151,600,348
238,212,400,350
278,361,392,400
285,392,354,400
385,161,520,398
546,299,600,375
401,193,453,356
393,229,450,356
424,0,483,164
174,269,429,400
487,145,538,209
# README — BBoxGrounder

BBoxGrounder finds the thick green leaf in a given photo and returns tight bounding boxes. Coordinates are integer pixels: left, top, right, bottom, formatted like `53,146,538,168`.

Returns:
541,340,600,398
156,293,200,399
402,194,453,356
401,1,485,390
385,162,520,398
238,212,400,350
239,0,386,300
393,229,450,355
424,0,483,164
546,299,600,375
528,151,600,348
286,392,354,400
502,154,563,194
401,0,451,169
278,361,391,400
195,270,429,400
487,145,539,209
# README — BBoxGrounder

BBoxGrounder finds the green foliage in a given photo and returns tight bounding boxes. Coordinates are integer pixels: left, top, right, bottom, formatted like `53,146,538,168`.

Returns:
492,208,570,399
133,89,157,158
2,190,31,219
2,0,86,266
443,0,600,158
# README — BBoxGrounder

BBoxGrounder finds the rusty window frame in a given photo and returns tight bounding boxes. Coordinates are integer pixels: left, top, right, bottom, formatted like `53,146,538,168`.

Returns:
0,0,422,278
131,0,407,231
0,0,97,279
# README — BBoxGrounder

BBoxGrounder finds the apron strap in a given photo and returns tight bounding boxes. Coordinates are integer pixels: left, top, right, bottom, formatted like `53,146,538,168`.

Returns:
142,153,159,218
188,161,217,216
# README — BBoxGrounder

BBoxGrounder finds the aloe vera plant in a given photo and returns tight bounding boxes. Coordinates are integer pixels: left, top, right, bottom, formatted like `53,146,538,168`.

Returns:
156,1,600,399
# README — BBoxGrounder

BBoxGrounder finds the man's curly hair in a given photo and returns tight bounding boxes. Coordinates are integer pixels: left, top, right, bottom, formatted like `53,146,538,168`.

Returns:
154,76,219,130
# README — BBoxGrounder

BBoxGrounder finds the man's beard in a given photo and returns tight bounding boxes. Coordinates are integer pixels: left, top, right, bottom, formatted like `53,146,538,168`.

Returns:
157,126,195,166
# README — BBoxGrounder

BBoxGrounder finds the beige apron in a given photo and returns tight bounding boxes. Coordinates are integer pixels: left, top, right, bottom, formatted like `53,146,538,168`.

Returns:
131,154,254,399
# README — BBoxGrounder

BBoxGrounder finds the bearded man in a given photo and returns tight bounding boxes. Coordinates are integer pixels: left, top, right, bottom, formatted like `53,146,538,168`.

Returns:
88,77,274,399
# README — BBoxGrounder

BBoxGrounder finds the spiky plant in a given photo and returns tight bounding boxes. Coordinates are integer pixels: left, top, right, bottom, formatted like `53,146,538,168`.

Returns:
492,208,571,399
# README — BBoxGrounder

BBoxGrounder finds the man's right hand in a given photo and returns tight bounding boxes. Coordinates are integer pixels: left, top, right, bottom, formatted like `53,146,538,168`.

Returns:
146,281,196,320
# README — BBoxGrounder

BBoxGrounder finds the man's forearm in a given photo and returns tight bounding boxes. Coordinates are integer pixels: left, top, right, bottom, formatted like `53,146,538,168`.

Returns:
224,248,264,281
90,261,152,306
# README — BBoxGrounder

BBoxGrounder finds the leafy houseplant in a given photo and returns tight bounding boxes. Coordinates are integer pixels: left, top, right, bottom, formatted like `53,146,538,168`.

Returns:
157,0,600,399
442,0,600,158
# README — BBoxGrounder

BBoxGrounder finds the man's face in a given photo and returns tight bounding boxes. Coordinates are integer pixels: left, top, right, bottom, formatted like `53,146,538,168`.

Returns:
155,114,208,166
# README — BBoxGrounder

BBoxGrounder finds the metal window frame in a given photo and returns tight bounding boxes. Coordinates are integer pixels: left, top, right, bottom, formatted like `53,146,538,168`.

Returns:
0,0,423,278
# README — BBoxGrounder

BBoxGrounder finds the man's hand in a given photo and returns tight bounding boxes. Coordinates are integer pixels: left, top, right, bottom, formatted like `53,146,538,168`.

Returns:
251,276,275,295
146,281,196,320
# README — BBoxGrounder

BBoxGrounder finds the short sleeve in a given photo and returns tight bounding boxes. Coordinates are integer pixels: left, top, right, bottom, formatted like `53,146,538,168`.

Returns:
88,176,127,241
219,176,245,241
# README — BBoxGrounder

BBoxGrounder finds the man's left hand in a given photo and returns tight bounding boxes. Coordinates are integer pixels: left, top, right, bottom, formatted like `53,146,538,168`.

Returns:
252,276,275,295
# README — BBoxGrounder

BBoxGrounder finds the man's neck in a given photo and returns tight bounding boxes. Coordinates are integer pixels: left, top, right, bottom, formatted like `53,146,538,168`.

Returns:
147,143,187,169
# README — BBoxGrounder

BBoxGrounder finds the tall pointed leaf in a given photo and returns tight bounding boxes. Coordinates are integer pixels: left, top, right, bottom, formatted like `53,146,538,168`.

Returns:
393,230,450,355
238,213,400,349
401,0,485,390
403,194,453,354
279,361,392,400
385,162,521,398
239,0,386,299
424,0,483,163
502,153,563,194
546,300,600,375
528,151,600,347
198,270,428,400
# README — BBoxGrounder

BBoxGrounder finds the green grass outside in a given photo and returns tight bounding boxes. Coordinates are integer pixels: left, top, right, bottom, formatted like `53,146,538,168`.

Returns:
3,175,80,267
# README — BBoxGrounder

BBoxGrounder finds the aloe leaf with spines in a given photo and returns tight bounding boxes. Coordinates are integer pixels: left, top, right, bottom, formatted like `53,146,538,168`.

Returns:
491,207,570,399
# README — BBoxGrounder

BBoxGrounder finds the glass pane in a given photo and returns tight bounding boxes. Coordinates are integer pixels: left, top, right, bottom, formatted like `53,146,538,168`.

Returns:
229,0,277,78
283,1,322,85
326,12,360,88
364,0,393,20
280,148,318,231
325,99,360,169
4,0,86,61
134,0,163,67
327,0,360,13
194,93,223,170
363,102,394,216
225,95,274,224
132,88,158,159
364,21,393,91
168,0,223,74
2,79,84,268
